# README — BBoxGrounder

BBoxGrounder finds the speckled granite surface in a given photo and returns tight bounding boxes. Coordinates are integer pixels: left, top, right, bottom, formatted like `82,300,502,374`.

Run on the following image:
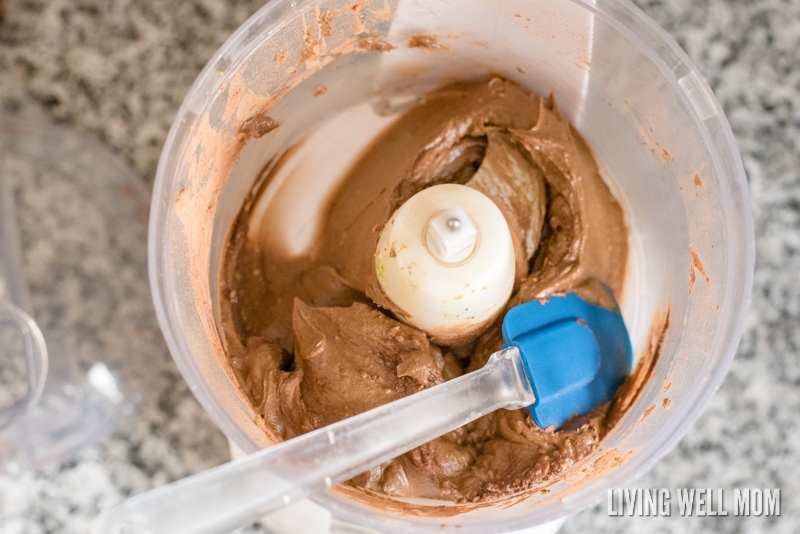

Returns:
0,0,797,532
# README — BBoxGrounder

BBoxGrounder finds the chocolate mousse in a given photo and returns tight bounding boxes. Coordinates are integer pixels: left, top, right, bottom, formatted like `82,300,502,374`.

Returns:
219,77,629,503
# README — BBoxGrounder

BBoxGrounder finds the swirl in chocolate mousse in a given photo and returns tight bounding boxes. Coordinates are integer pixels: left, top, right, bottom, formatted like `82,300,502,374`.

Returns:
220,77,628,503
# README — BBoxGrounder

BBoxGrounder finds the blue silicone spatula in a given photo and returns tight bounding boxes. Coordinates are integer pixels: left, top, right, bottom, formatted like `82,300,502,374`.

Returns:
93,293,632,534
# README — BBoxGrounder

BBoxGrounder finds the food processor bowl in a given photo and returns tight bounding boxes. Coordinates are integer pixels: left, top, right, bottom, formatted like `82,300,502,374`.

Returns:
149,0,754,531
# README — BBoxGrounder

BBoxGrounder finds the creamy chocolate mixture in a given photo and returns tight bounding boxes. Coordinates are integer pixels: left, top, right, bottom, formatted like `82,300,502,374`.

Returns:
220,77,629,503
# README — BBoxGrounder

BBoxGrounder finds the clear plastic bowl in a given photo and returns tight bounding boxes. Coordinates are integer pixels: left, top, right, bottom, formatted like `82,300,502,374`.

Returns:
1,114,151,473
149,0,754,531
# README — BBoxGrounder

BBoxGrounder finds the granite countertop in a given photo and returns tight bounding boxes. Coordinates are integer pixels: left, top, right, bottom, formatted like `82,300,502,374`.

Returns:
0,0,797,532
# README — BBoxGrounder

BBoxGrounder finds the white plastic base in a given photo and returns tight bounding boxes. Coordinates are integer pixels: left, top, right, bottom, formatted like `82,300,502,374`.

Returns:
375,184,515,345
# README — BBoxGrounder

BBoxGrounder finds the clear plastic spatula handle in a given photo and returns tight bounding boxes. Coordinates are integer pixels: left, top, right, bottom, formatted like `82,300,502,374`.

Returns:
92,347,534,534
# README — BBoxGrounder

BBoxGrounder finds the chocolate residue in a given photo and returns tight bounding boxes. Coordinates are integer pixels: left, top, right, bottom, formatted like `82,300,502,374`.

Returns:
314,85,328,97
589,448,635,473
409,34,447,50
358,36,395,52
239,114,282,139
274,51,288,64
319,11,335,37
689,248,711,293
299,39,319,64
606,306,670,429
662,397,671,408
659,145,673,162
693,173,704,197
220,78,645,505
